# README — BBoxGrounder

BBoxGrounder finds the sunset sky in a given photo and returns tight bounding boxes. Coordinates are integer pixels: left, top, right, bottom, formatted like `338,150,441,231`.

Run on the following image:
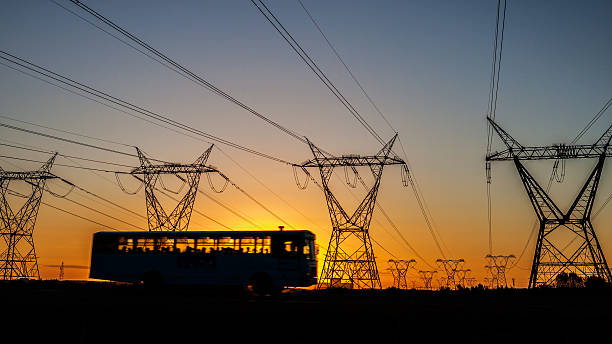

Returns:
1,0,612,287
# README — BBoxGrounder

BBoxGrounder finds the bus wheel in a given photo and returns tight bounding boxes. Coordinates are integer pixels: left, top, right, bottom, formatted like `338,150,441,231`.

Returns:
141,270,164,288
250,273,274,296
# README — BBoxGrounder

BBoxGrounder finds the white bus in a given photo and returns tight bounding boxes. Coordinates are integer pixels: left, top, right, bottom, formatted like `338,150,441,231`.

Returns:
89,229,317,293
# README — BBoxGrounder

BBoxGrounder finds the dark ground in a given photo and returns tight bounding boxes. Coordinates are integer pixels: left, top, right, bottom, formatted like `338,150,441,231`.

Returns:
2,280,611,343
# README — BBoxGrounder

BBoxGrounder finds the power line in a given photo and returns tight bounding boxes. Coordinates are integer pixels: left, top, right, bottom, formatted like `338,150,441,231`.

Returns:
216,146,326,232
296,0,395,132
0,118,299,231
54,185,144,230
0,114,132,148
485,0,507,255
508,97,612,270
572,96,612,144
60,0,309,146
0,140,135,169
290,0,449,259
1,155,144,229
351,170,438,268
0,51,293,165
8,188,119,231
129,175,233,231
0,154,120,173
251,0,384,145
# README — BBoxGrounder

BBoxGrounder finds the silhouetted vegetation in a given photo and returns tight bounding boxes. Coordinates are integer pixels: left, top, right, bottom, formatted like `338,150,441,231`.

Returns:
554,273,611,289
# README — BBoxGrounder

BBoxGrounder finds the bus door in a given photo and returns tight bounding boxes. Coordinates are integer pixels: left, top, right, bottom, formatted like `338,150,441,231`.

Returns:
277,237,299,271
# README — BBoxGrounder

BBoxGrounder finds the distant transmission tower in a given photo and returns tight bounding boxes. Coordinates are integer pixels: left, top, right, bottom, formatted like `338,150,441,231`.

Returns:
118,146,220,231
387,259,416,289
0,154,58,280
418,270,437,290
455,268,471,288
465,277,477,288
487,118,612,287
296,134,407,289
485,254,515,288
58,261,64,281
436,259,465,289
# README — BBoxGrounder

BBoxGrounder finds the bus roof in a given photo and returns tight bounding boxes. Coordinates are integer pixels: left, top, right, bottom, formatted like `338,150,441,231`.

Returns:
93,230,315,237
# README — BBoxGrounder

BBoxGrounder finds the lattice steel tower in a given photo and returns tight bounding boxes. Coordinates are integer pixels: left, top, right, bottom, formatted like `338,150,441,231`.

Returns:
387,259,416,289
487,118,612,287
121,146,219,231
484,254,515,288
0,154,58,280
455,268,471,288
297,134,407,289
418,270,437,290
436,258,465,289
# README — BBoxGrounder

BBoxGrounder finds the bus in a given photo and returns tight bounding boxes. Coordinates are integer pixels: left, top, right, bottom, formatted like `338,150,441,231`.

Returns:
89,229,317,294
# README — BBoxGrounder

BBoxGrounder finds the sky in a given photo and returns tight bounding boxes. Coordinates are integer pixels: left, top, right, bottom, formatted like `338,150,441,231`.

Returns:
1,0,612,287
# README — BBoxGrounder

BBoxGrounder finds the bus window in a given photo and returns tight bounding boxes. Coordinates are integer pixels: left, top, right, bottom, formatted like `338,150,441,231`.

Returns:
240,237,255,254
283,240,298,257
117,236,129,252
176,238,195,253
256,236,271,254
157,237,174,252
196,237,214,253
218,237,237,253
93,235,116,253
304,239,315,260
135,238,146,253
144,238,155,252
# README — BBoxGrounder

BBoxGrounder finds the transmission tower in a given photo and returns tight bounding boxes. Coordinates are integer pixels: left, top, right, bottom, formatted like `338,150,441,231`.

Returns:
296,134,407,289
436,258,465,289
465,277,477,288
387,259,416,289
58,261,64,281
484,254,515,288
120,145,220,231
487,118,612,287
418,270,437,290
0,154,58,280
455,268,471,288
483,277,492,289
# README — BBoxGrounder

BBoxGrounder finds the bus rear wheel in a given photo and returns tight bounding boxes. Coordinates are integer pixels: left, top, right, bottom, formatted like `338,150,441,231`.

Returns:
250,273,279,296
141,270,164,288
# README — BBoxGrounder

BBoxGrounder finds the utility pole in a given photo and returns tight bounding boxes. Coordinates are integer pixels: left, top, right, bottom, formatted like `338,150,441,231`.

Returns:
0,154,58,280
119,146,220,231
296,134,407,289
387,259,416,289
487,118,612,287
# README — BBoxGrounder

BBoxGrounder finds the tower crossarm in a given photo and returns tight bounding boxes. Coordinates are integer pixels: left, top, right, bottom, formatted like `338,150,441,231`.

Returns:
486,144,611,161
127,146,216,231
487,117,612,161
0,171,58,181
297,155,405,168
129,165,219,175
